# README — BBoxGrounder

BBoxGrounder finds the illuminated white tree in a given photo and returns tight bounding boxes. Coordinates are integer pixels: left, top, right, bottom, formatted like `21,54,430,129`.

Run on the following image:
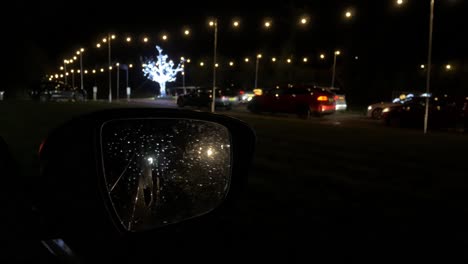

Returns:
142,46,183,97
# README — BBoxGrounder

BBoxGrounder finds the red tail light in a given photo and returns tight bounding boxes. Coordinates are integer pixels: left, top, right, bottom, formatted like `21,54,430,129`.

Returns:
317,96,328,102
239,90,245,95
334,95,339,100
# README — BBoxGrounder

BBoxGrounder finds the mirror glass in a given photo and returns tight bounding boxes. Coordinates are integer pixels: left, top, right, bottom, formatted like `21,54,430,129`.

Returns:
100,118,232,231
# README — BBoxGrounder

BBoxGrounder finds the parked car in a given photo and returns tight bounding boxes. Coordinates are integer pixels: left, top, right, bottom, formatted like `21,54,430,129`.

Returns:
176,88,233,109
30,81,87,102
247,86,336,117
367,102,402,119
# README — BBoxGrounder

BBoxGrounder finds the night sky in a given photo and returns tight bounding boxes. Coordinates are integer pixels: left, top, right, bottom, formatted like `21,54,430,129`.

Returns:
5,0,467,102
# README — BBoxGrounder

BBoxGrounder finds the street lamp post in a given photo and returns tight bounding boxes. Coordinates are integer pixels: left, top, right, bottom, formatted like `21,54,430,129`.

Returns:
63,60,68,85
108,34,113,102
71,70,75,88
254,54,262,89
79,49,84,91
210,19,218,113
424,0,435,134
116,63,120,101
331,50,340,88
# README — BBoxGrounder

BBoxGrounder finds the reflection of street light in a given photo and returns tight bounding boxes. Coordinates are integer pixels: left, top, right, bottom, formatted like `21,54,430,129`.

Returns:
331,50,341,88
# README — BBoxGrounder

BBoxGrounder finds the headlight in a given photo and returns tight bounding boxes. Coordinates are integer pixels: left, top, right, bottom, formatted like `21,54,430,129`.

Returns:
367,106,372,111
382,107,391,113
247,97,253,102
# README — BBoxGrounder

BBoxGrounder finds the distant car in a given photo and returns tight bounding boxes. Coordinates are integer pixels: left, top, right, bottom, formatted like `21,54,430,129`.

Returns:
30,81,87,102
247,86,336,117
176,88,232,110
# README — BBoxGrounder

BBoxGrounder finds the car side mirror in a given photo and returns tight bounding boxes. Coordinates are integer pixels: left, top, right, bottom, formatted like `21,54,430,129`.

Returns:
35,108,255,239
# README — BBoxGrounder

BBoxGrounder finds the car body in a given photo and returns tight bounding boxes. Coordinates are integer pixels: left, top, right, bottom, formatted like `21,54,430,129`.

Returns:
247,86,336,116
30,81,87,102
176,88,233,109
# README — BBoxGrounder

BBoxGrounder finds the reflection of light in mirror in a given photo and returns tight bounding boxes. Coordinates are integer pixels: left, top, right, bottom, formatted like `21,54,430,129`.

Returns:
147,157,154,165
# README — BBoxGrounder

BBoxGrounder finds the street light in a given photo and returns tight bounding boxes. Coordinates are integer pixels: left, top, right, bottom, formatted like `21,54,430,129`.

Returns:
143,37,148,42
264,20,272,28
445,64,452,70
300,17,308,25
287,58,292,64
209,19,218,113
126,37,131,42
184,29,190,35
397,0,404,5
233,20,240,27
331,50,341,88
63,60,68,85
420,64,425,69
96,43,101,48
78,48,84,92
255,54,262,89
320,54,326,60
303,57,308,63
229,61,234,66
345,11,353,18
200,62,204,67
271,57,277,62
100,68,104,72
162,34,168,41
245,57,250,63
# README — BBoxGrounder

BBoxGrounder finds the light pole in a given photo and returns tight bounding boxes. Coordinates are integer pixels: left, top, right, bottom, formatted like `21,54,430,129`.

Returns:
63,60,68,85
254,54,262,89
424,0,435,134
78,49,84,91
116,63,120,101
331,50,341,88
181,57,186,91
209,19,218,113
71,69,75,87
107,34,115,102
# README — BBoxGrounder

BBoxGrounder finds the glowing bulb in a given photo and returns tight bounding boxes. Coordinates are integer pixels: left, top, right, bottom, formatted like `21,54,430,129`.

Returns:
60,66,64,70
287,59,292,63
257,54,262,59
229,61,234,66
272,57,276,62
300,18,307,24
184,29,190,35
215,63,219,68
84,70,88,74
162,35,168,40
397,0,404,5
200,62,204,67
92,69,96,74
446,64,452,70
335,50,341,55
245,58,249,62
70,69,74,73
100,68,104,72
129,64,133,68
73,56,77,60
111,34,116,39
420,64,425,69
102,38,107,43
96,43,101,48
80,48,84,52
126,37,131,42
345,11,352,18
233,21,239,27
303,57,308,62
143,37,148,42
320,54,325,59
147,157,154,165
209,21,215,26
76,51,80,55
186,59,191,63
